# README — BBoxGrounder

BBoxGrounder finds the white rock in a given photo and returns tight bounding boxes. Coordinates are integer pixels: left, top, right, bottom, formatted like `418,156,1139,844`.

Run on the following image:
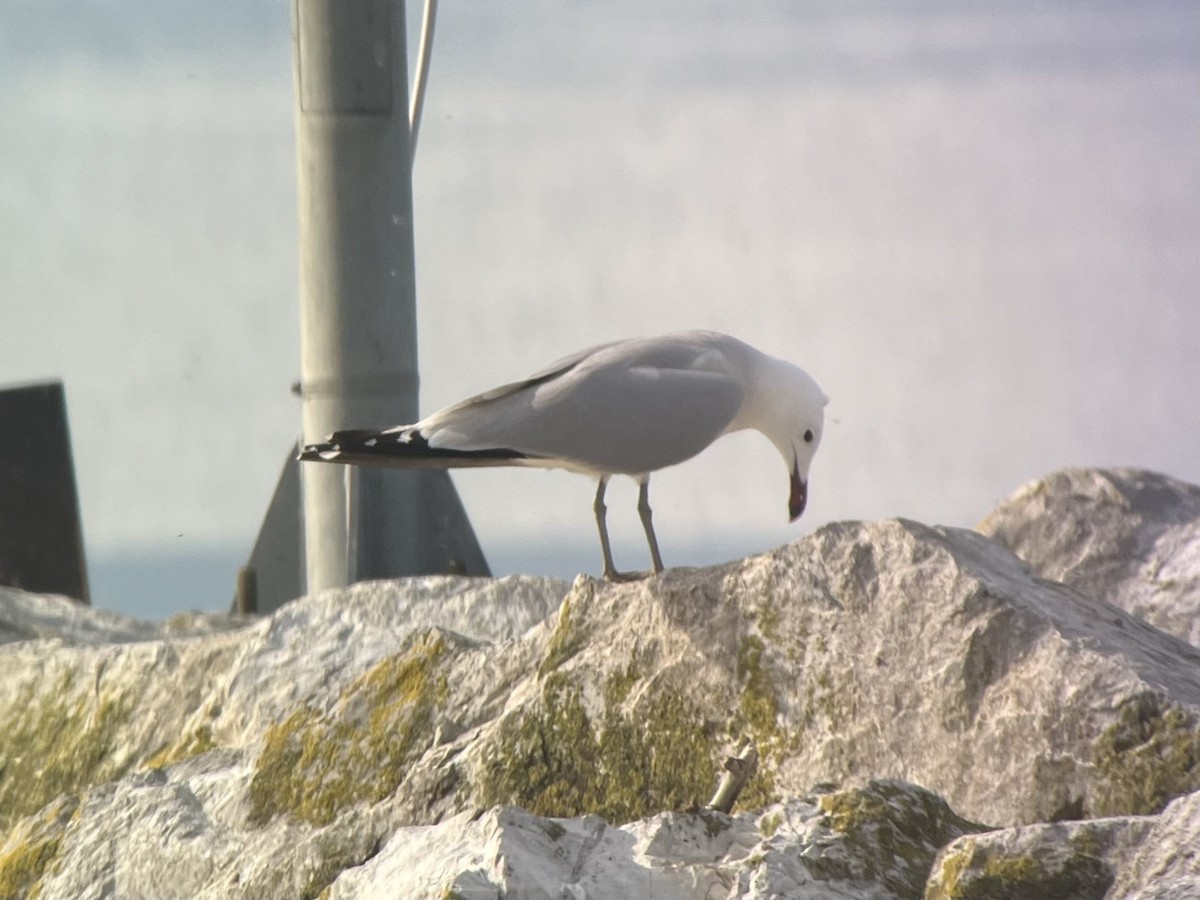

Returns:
1122,876,1200,900
326,781,974,900
0,586,248,646
3,471,1200,899
1110,789,1200,898
978,467,1200,646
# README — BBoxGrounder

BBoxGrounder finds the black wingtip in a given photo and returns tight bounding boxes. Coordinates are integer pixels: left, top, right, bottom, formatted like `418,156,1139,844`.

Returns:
297,442,332,462
298,428,394,463
298,428,533,468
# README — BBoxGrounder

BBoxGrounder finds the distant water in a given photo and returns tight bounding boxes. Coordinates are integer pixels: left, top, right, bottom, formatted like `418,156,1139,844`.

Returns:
86,531,783,619
88,544,247,619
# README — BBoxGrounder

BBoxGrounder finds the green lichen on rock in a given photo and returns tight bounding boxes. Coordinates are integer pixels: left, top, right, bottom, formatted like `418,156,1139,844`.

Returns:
1069,826,1104,861
814,780,988,899
297,838,377,900
602,649,644,708
759,810,783,838
0,837,61,900
754,593,783,644
731,634,788,808
736,636,780,739
929,842,972,900
247,631,451,826
1090,692,1200,817
0,671,134,830
927,836,1113,900
0,795,77,900
144,724,216,771
539,596,587,675
478,666,716,823
277,816,389,900
144,699,224,770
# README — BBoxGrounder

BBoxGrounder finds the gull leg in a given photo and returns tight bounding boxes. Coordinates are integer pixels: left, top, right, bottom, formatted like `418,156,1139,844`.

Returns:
594,477,620,580
637,477,665,574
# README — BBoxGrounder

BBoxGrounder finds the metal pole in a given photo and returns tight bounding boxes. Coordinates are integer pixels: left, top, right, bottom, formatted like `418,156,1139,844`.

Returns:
293,0,421,591
409,0,438,161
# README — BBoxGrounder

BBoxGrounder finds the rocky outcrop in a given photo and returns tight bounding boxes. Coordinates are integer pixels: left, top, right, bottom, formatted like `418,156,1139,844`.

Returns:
326,780,984,900
16,778,981,900
926,788,1200,900
1,468,1198,899
978,467,1200,647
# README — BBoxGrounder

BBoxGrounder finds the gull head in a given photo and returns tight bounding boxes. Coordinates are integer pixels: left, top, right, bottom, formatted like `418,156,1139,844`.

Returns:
753,359,829,522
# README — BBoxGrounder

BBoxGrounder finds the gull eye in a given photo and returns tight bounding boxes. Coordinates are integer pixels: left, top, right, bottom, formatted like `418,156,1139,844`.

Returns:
804,429,814,443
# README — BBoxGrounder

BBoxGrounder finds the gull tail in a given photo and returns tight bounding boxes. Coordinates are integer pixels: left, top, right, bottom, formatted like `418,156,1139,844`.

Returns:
298,428,531,469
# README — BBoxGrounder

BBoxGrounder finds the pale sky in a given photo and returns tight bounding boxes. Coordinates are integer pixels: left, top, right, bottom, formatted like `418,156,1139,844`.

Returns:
1,1,1197,612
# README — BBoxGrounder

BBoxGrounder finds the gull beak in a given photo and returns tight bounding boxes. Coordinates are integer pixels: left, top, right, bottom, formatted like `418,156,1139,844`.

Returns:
789,463,807,522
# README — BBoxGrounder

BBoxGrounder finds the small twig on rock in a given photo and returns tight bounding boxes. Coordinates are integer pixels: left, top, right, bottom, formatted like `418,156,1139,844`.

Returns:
706,740,759,813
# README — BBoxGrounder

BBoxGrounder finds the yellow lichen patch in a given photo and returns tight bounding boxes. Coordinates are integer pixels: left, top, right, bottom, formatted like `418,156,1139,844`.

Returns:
736,636,780,738
813,782,989,899
247,631,451,827
478,665,716,824
144,724,216,771
759,810,783,838
601,645,647,709
539,595,587,676
980,855,1042,883
926,840,976,900
926,834,1113,900
0,672,134,830
0,795,77,900
731,635,787,809
753,586,783,644
1091,693,1200,816
819,788,888,837
1069,826,1105,861
143,699,225,771
298,842,373,900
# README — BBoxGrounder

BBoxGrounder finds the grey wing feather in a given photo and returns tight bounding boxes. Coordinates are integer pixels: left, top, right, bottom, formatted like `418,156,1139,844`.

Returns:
416,339,622,413
422,333,745,474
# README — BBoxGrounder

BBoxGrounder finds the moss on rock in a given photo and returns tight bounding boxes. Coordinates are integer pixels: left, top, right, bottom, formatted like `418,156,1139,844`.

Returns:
247,631,451,826
0,795,77,900
731,634,790,809
927,835,1113,900
539,594,588,676
602,650,643,708
478,664,716,823
759,809,784,838
1090,693,1200,817
815,781,988,899
736,636,779,740
0,837,62,900
754,593,783,644
144,723,216,771
0,671,134,830
296,834,380,900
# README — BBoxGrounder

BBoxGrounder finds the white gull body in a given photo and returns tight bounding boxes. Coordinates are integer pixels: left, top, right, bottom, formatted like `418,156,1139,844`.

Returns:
300,330,829,579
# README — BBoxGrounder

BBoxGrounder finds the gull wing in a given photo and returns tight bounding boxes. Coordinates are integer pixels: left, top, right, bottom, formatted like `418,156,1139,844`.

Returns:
421,332,746,474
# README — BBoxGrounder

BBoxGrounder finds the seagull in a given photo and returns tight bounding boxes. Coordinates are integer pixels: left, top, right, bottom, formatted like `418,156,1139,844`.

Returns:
299,330,828,580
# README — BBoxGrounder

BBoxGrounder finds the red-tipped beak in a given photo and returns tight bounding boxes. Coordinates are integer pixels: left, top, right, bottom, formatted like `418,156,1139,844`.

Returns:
789,464,807,522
